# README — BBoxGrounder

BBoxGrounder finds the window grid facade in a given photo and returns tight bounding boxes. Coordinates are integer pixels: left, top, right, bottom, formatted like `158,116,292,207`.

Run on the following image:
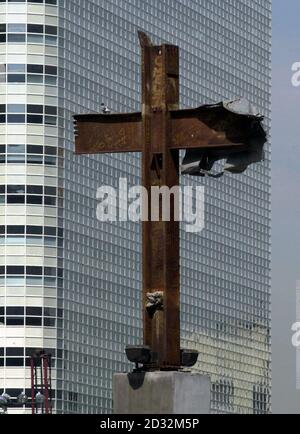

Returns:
1,0,271,414
59,0,271,415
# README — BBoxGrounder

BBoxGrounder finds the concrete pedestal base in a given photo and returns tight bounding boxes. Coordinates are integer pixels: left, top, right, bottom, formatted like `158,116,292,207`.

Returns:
113,371,211,414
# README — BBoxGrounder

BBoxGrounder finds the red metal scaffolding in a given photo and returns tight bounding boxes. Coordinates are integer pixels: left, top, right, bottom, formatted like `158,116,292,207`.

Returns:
30,351,52,414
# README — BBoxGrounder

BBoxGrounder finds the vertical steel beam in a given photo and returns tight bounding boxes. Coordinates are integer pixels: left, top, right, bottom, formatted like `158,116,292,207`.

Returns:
139,33,180,369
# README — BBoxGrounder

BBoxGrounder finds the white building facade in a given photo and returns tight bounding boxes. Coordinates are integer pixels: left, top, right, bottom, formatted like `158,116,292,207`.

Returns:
0,0,60,413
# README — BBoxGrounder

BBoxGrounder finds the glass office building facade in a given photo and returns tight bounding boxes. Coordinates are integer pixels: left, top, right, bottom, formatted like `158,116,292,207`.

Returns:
0,0,271,414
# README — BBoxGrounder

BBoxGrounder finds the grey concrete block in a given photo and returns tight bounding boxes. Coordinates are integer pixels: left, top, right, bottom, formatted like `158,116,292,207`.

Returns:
113,371,211,414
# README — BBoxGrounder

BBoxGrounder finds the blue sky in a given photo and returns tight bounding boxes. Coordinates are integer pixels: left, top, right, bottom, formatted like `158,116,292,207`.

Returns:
272,0,300,413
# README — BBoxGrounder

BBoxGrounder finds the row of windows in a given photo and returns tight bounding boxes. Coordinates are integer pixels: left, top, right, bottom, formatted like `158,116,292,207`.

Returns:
0,185,58,206
0,306,60,316
0,356,57,367
0,104,57,114
0,185,57,195
0,195,57,205
0,306,60,327
0,24,57,35
0,317,59,327
0,114,57,124
0,225,62,246
0,24,57,45
0,389,60,404
0,64,57,75
0,33,57,45
0,154,57,165
0,266,62,276
0,184,58,204
0,63,57,85
0,104,57,125
0,347,57,358
0,144,59,165
0,144,57,155
0,276,61,287
0,0,57,3
0,183,57,204
0,225,62,236
0,73,57,85
0,235,62,246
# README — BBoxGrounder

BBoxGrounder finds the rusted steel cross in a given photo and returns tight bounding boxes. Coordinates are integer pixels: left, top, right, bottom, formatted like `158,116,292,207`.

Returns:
74,32,266,370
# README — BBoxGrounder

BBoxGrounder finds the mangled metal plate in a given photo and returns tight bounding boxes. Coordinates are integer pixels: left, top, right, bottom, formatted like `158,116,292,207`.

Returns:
180,98,267,177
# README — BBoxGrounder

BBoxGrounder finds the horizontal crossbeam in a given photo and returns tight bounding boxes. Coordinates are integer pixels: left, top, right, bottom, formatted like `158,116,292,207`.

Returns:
74,104,264,156
74,112,142,154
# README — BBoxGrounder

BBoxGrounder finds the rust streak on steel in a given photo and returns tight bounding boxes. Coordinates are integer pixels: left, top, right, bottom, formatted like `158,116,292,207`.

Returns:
169,106,264,151
74,112,142,154
139,31,180,369
74,107,260,155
